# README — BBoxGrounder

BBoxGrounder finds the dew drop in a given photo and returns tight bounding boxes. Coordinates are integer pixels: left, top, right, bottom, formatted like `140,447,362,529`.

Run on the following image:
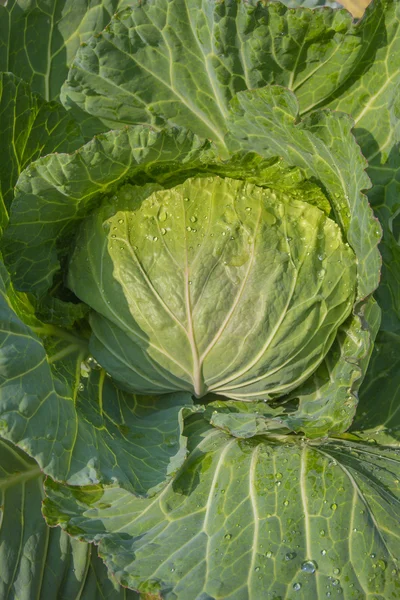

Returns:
377,559,387,570
153,236,158,242
254,566,260,572
111,234,116,239
186,226,192,232
225,533,232,540
320,529,326,537
293,583,302,591
78,383,85,392
265,551,273,558
118,218,123,224
301,560,318,574
161,228,167,235
285,552,296,561
283,499,289,507
245,207,252,212
333,568,340,576
321,550,327,556
190,216,197,223
330,503,338,511
158,207,168,222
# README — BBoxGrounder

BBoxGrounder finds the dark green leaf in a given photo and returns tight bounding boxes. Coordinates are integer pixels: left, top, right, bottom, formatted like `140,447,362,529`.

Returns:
0,0,128,101
43,415,400,599
0,438,137,599
0,72,82,232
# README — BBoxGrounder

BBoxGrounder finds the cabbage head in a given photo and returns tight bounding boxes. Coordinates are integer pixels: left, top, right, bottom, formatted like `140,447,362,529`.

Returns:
69,176,356,399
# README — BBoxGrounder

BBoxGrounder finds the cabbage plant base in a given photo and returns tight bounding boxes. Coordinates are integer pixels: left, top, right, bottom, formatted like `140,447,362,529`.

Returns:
0,0,399,599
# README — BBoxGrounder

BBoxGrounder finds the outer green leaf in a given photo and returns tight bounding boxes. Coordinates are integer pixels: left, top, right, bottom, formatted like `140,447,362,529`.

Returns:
43,415,400,599
68,175,355,401
319,0,400,332
0,262,194,494
62,0,392,143
0,438,137,599
320,0,400,166
282,296,381,437
0,0,128,101
352,330,400,445
61,0,359,149
289,0,397,115
0,72,82,232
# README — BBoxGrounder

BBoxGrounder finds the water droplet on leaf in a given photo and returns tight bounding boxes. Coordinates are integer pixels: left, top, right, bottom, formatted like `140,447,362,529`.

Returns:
158,207,168,221
285,552,296,561
293,583,301,591
301,560,318,574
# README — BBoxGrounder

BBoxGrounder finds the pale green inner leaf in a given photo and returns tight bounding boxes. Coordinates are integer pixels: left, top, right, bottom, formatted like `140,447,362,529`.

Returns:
68,175,356,400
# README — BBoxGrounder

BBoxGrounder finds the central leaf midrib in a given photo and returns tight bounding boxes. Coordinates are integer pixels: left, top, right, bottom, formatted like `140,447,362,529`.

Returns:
182,193,202,397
